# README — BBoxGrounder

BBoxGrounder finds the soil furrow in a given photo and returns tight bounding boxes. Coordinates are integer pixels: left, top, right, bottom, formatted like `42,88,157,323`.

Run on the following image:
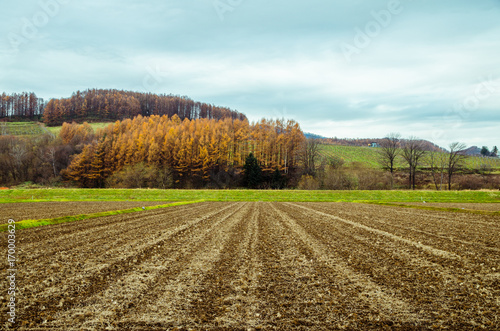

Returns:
16,202,238,327
289,203,461,261
2,201,498,330
269,203,427,328
113,202,251,330
280,203,499,329
364,217,500,252
1,201,172,222
294,202,500,268
17,202,210,262
16,202,208,253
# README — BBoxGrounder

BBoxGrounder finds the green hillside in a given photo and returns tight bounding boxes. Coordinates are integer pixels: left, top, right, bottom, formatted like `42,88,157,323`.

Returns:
0,121,113,137
318,145,385,168
319,144,500,171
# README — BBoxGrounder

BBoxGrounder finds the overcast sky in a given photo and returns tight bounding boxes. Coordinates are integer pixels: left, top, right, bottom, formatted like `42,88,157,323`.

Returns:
1,0,499,148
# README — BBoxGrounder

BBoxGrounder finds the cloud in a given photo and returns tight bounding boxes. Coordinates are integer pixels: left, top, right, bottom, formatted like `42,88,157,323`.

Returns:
0,0,499,148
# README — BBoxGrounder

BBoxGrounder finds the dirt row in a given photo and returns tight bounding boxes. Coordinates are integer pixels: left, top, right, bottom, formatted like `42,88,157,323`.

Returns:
401,202,500,212
1,201,172,222
278,203,499,329
1,202,498,329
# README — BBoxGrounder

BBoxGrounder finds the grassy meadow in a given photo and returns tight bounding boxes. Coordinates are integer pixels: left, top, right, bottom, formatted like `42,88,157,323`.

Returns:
0,122,47,136
1,188,499,204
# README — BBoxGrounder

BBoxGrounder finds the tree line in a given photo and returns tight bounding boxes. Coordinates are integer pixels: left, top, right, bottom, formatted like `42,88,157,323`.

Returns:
378,133,468,190
0,92,46,120
296,134,497,191
0,115,305,188
480,146,498,157
62,115,304,188
1,125,498,190
1,89,247,125
43,89,247,126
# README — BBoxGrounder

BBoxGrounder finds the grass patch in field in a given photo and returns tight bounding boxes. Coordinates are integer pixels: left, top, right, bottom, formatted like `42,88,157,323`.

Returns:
0,188,499,203
0,200,202,232
46,122,113,135
0,122,46,136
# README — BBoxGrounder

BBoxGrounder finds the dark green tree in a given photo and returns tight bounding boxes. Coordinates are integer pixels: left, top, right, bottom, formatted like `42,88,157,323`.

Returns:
242,153,262,189
270,167,285,189
481,146,490,156
492,146,498,157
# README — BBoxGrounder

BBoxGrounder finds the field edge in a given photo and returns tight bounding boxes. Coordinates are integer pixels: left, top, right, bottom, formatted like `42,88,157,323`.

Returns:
0,200,204,232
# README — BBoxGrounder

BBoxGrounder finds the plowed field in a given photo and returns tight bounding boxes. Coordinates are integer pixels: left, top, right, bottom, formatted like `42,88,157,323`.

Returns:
1,202,499,330
1,201,172,221
401,202,500,212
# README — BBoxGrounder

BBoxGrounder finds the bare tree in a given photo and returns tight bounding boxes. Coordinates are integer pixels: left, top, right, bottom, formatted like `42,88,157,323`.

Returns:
9,143,28,182
447,142,467,190
46,147,58,177
301,138,320,176
401,136,427,190
429,151,447,190
378,132,401,189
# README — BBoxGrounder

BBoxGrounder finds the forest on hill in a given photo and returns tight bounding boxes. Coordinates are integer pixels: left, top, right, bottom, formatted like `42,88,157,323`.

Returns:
0,89,247,125
63,116,304,188
0,90,499,190
1,117,499,190
0,116,305,189
0,92,45,120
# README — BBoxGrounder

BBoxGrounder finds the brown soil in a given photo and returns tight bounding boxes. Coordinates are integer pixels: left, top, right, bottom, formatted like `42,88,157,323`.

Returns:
0,202,498,330
1,201,171,222
401,202,500,212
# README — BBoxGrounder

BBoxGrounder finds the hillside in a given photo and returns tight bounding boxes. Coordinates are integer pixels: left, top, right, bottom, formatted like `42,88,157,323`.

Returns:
1,89,247,126
319,144,500,171
318,137,444,152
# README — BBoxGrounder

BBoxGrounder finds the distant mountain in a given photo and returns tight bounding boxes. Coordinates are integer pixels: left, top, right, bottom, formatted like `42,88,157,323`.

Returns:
304,132,327,139
463,146,482,156
316,137,445,152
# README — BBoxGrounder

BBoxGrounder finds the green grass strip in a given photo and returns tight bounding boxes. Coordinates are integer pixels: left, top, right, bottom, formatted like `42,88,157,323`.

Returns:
0,200,204,232
1,188,499,203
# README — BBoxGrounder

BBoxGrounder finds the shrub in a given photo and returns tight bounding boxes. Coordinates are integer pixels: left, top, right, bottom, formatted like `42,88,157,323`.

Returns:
106,163,173,189
297,175,320,190
457,175,483,190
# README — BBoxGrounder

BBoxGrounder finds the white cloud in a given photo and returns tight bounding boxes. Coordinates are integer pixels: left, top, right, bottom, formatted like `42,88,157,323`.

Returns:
0,0,499,147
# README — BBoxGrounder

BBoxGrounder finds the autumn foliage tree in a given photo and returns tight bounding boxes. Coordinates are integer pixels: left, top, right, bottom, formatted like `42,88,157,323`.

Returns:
0,92,45,120
62,115,305,188
42,89,247,126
